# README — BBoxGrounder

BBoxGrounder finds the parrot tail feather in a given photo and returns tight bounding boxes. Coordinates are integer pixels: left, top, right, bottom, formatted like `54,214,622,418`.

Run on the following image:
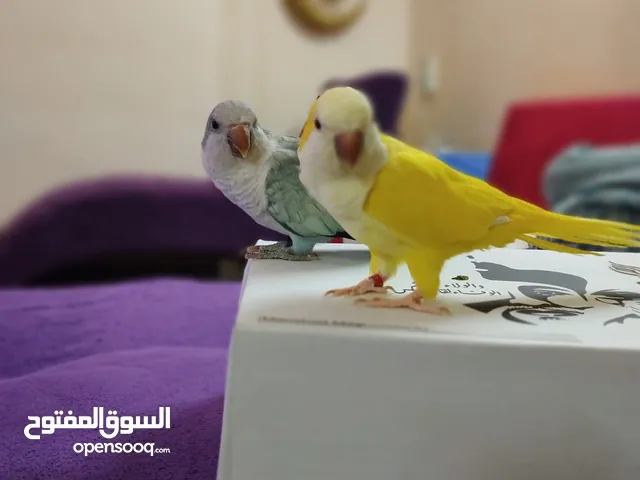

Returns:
520,210,640,254
517,234,603,256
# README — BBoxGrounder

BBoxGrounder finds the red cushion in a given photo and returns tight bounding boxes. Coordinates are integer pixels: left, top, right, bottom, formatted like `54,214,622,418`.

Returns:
488,95,640,208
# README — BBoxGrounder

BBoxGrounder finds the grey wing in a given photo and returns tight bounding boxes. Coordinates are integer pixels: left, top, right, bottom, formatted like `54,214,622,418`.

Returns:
263,128,300,153
276,134,301,153
264,147,346,239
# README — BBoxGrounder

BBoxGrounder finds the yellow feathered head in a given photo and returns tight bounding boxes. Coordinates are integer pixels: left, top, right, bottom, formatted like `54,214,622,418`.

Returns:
297,87,375,172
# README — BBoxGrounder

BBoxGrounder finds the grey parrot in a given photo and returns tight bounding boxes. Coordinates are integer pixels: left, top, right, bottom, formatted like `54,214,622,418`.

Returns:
201,100,353,260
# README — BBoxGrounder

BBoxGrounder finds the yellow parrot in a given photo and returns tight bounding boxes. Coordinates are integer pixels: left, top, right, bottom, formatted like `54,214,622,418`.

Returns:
295,86,640,315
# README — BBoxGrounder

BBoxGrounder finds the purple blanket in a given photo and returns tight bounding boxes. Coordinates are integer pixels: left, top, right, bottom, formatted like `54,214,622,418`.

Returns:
0,176,274,479
0,175,284,286
0,279,238,479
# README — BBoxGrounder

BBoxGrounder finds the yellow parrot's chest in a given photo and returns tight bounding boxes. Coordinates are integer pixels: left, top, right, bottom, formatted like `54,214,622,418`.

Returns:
343,212,411,259
309,172,411,260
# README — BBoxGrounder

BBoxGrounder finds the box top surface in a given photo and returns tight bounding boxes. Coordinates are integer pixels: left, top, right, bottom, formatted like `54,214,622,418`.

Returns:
236,242,640,349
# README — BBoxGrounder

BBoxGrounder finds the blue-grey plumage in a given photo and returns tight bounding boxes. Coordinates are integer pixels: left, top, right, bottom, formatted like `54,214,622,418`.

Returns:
201,100,352,260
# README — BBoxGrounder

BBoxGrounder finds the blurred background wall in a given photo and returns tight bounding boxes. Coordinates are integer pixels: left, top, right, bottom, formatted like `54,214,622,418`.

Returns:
2,0,640,224
404,0,640,150
0,0,410,225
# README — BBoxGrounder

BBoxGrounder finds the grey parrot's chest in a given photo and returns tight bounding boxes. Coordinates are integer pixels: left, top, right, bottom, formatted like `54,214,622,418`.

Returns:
249,209,289,235
211,176,290,236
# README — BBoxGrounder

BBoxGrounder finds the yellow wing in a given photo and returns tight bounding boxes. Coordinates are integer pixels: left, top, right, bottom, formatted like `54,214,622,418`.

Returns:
364,135,520,248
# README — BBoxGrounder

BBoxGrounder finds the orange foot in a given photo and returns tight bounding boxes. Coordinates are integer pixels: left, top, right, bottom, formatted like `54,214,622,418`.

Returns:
355,291,451,315
325,277,393,297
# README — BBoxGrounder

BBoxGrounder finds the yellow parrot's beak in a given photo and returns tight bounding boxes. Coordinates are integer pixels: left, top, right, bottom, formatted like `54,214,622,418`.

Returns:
334,131,364,167
227,124,251,158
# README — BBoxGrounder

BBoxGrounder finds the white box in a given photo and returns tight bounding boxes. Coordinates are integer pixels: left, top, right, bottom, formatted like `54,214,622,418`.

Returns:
218,242,640,480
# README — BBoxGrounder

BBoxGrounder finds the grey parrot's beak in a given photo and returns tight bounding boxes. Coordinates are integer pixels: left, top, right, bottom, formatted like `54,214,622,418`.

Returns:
227,124,251,158
334,131,364,167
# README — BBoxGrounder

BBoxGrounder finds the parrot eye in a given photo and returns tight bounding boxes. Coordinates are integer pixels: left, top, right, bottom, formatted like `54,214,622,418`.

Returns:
314,118,322,130
210,119,219,130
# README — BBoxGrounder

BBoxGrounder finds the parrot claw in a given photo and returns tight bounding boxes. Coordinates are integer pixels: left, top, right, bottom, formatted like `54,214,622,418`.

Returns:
355,291,452,315
245,241,288,255
245,243,319,261
325,278,394,297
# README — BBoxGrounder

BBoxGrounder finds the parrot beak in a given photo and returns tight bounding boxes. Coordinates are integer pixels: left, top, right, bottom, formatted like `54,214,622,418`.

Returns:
227,124,251,158
334,131,364,167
